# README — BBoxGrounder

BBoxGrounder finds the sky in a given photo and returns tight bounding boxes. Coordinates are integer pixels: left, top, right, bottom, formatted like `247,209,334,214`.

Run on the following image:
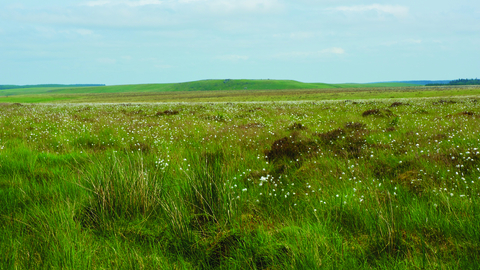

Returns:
0,0,479,85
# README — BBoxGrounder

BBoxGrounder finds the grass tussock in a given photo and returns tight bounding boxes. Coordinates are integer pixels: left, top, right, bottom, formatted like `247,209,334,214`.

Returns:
156,109,179,116
77,155,164,230
362,108,394,117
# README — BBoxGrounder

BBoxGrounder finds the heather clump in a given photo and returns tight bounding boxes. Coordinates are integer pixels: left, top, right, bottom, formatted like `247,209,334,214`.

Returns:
362,108,394,117
264,132,316,162
156,109,179,116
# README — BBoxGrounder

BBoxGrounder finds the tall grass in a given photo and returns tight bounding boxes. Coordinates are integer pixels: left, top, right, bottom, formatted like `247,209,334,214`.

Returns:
1,97,480,268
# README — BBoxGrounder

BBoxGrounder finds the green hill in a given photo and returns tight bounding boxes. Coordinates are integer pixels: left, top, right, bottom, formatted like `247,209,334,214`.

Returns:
0,79,418,97
46,79,341,94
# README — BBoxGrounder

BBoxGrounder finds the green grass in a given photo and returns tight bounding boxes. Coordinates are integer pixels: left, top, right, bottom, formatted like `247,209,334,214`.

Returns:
1,96,480,269
0,79,419,97
1,85,480,104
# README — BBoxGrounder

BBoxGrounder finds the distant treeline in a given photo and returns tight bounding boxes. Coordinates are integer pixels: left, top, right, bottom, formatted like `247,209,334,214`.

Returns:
0,84,105,90
427,78,480,86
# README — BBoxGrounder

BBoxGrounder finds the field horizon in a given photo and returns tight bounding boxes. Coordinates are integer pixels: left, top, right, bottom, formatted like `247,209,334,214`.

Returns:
0,79,479,104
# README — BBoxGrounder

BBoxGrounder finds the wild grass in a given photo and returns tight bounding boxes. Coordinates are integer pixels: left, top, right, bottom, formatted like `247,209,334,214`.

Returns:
0,79,417,96
1,96,480,269
1,82,479,104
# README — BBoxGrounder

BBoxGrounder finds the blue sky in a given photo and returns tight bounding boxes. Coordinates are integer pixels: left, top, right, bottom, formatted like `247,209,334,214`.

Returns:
1,0,479,85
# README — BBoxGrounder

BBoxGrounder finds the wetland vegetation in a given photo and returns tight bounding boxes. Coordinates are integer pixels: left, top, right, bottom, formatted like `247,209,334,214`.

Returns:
1,90,480,268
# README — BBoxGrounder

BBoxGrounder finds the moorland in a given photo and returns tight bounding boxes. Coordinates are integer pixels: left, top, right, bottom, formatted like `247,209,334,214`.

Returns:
2,79,480,103
1,82,480,269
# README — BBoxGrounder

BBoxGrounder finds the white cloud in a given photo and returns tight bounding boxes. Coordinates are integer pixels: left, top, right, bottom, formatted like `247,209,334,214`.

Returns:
206,0,284,13
274,47,346,59
84,0,164,7
84,0,110,7
82,0,283,13
2,0,283,30
407,39,422,44
321,47,345,54
272,32,318,40
216,54,249,61
329,4,409,18
76,29,94,35
382,39,423,46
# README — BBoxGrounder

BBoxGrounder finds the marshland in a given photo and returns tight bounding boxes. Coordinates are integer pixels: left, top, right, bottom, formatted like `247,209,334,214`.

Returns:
1,94,480,269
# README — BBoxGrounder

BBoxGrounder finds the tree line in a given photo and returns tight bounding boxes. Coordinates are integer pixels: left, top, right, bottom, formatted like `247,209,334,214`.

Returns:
427,78,480,86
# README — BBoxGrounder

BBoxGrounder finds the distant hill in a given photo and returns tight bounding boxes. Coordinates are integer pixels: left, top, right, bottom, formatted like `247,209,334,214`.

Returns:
377,80,451,86
0,79,425,97
428,78,480,86
36,79,423,94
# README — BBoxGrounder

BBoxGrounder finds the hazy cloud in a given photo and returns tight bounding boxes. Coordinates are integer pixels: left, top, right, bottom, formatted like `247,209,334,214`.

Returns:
154,64,173,69
216,55,250,61
204,0,284,13
329,4,409,18
76,29,94,35
274,47,346,59
1,0,479,85
2,0,284,29
83,0,164,7
82,0,283,13
382,39,423,46
321,47,345,54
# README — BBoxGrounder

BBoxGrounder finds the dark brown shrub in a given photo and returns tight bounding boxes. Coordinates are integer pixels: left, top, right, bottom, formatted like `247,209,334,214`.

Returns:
338,135,368,158
362,108,394,117
390,102,408,107
344,122,366,131
412,109,429,114
445,111,477,118
247,107,262,112
433,100,457,105
373,159,417,179
430,133,447,141
317,128,345,143
156,110,179,116
430,148,480,174
386,126,396,132
264,132,314,162
393,170,426,195
316,127,369,158
362,109,380,116
456,111,475,116
288,122,307,131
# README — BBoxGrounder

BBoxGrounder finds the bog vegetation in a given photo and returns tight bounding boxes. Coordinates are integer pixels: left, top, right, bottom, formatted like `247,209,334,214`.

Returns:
3,80,480,104
1,97,480,269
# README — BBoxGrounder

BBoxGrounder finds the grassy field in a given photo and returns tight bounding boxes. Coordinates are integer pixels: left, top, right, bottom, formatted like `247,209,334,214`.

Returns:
0,79,421,102
1,83,480,104
1,94,480,269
